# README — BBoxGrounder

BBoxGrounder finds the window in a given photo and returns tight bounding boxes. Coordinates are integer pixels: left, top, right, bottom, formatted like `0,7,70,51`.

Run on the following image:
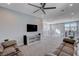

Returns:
64,22,77,31
64,22,77,37
65,23,70,31
70,23,77,31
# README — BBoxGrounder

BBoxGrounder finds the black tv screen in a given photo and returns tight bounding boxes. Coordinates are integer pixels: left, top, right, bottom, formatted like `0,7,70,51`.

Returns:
27,24,37,32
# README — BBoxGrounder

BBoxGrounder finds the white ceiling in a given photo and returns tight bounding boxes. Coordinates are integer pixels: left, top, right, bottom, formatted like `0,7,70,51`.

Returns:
0,3,79,22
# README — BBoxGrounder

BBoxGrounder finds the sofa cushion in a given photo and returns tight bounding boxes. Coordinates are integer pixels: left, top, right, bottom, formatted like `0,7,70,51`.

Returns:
64,42,74,48
2,46,16,56
1,40,16,48
62,46,74,55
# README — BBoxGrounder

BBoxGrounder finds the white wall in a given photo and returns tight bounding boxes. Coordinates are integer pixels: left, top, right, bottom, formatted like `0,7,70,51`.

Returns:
0,7,43,45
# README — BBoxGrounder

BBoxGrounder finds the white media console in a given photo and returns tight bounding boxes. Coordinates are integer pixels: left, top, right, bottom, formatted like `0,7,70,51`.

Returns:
27,33,41,45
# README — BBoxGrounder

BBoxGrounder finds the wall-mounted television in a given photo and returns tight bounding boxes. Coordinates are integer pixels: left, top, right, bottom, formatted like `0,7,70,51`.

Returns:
27,24,38,32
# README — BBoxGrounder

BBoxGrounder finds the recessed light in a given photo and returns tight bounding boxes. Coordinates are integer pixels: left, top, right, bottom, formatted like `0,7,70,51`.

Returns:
71,12,74,15
69,4,73,6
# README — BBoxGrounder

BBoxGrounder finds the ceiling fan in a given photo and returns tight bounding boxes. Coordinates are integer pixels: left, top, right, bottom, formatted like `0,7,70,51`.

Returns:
28,3,56,14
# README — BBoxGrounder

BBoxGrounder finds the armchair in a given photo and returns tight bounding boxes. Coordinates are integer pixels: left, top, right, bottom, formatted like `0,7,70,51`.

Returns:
0,40,21,56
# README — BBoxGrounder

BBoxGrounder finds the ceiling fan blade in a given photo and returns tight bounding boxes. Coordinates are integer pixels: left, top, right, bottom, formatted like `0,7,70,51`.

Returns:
33,9,40,13
28,3,40,8
44,7,56,9
41,9,46,14
42,3,46,8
